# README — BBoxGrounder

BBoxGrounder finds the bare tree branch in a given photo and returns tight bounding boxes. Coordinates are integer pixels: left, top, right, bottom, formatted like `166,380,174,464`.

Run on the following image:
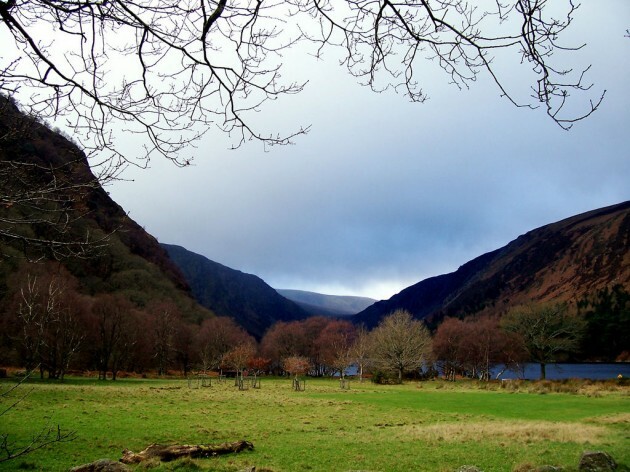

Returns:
0,368,77,464
0,1,607,256
297,0,603,129
0,0,604,171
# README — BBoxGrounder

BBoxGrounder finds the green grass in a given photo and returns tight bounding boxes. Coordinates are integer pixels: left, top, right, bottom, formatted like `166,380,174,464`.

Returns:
1,377,629,471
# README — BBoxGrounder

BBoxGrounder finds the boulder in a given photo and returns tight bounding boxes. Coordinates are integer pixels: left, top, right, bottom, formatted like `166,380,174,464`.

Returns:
69,459,131,472
578,451,617,471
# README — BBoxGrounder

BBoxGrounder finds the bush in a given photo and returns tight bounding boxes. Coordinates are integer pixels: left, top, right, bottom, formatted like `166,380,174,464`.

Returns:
371,370,400,385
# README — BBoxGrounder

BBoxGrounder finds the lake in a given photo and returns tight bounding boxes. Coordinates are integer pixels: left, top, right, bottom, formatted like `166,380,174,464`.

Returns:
344,363,630,380
493,363,630,381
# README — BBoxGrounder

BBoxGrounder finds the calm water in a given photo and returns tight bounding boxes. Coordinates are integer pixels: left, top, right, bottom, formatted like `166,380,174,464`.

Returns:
492,363,630,381
344,363,630,380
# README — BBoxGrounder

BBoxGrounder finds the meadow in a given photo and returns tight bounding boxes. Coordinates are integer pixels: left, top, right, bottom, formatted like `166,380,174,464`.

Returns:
1,376,628,472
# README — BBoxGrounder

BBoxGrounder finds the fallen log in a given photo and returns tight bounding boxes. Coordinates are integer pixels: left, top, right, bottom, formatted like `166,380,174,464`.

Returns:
120,440,254,464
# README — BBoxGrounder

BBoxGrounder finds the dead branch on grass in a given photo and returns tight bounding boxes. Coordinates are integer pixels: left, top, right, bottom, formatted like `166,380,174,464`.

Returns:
120,440,254,464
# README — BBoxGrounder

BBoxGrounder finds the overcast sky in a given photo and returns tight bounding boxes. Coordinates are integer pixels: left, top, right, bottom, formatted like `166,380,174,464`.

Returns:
107,2,629,301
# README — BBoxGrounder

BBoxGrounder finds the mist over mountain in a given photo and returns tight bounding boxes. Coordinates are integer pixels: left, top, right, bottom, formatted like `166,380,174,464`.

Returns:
354,201,630,333
276,289,375,317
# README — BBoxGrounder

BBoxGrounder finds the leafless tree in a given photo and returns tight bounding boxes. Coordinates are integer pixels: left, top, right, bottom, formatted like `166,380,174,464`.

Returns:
502,302,586,380
315,319,356,378
45,289,88,380
11,263,87,379
369,309,432,382
349,325,372,382
15,271,45,373
150,300,181,375
222,341,256,384
259,320,308,368
91,294,136,380
1,0,604,171
433,315,527,381
432,316,466,381
195,316,251,373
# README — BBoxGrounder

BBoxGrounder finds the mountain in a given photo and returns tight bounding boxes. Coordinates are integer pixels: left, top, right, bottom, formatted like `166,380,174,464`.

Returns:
276,289,376,317
161,244,309,338
0,95,210,321
354,201,630,329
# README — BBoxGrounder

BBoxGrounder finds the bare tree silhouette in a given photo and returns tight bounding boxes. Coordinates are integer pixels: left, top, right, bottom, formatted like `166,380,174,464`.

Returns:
1,0,605,170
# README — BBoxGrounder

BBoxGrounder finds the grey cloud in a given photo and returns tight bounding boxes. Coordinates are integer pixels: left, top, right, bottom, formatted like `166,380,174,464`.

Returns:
108,2,629,300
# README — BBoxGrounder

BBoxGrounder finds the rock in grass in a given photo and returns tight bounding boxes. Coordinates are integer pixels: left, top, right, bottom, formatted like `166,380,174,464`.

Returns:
69,458,131,472
578,451,617,471
456,466,483,472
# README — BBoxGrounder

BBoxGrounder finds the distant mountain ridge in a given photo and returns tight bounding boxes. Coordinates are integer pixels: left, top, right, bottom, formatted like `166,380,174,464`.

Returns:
276,289,376,317
162,244,308,338
354,201,630,329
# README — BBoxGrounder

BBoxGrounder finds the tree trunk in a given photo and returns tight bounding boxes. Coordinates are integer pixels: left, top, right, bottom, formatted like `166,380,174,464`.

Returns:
540,362,546,380
120,441,254,464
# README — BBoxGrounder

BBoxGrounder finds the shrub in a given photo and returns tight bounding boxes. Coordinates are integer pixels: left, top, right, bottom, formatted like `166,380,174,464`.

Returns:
371,370,399,385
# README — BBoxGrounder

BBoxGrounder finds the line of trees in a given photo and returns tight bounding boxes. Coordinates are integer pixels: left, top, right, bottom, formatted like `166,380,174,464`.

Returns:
0,263,209,379
1,265,591,381
258,305,587,382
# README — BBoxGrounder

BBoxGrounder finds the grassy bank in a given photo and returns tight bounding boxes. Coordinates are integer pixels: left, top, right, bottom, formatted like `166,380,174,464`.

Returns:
1,376,628,471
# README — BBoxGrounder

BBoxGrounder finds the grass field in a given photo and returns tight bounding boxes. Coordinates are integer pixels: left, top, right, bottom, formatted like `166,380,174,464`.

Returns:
1,376,629,471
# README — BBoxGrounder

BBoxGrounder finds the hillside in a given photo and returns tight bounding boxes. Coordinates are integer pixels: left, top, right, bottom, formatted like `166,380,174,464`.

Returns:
0,96,210,321
276,289,375,317
162,244,308,338
354,202,630,336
